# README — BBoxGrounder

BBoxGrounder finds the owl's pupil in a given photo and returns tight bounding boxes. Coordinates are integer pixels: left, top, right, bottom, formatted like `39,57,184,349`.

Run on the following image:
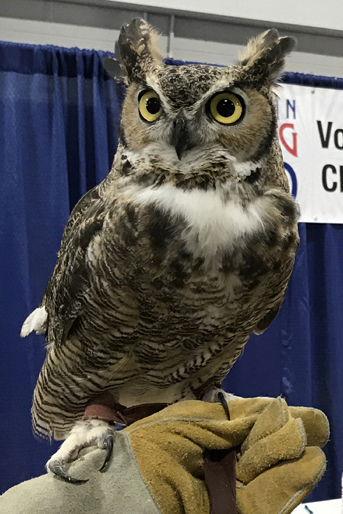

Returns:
217,99,235,118
146,97,160,115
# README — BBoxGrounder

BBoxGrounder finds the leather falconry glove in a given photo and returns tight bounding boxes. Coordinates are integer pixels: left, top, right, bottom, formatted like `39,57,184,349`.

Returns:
0,396,329,514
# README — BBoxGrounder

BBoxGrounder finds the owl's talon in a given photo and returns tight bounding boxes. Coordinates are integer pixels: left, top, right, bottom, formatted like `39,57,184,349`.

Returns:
202,388,237,421
99,431,114,472
217,390,230,420
48,460,88,485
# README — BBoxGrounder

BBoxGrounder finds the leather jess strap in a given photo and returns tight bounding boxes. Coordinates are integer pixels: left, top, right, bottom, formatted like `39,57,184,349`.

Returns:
83,391,169,426
84,391,237,514
204,448,237,514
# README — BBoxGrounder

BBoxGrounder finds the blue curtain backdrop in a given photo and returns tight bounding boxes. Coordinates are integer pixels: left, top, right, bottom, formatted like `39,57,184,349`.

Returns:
0,41,342,502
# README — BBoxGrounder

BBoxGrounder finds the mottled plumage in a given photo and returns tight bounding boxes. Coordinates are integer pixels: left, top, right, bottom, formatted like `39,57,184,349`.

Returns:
22,20,299,460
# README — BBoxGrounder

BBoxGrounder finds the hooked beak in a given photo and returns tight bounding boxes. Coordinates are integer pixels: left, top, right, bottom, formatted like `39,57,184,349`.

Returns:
171,118,194,160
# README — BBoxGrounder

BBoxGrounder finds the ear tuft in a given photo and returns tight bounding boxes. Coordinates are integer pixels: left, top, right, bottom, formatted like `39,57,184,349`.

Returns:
239,29,297,83
115,18,163,82
102,57,125,81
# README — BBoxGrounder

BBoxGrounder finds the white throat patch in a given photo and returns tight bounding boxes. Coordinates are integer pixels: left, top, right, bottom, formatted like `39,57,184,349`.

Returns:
130,183,274,257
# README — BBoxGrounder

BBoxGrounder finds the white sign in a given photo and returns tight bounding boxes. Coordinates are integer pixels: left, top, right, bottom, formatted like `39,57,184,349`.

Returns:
277,83,343,224
293,499,341,513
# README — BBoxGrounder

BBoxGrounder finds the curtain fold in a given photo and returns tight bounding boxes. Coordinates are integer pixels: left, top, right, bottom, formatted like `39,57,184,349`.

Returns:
0,41,120,493
0,41,342,502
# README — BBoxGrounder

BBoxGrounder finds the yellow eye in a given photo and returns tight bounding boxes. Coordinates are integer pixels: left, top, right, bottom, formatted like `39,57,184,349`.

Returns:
138,90,162,122
209,92,244,125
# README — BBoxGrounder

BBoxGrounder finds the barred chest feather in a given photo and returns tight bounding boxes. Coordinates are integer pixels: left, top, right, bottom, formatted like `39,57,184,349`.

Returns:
109,181,298,406
86,180,300,323
30,180,299,436
125,181,296,261
85,181,297,351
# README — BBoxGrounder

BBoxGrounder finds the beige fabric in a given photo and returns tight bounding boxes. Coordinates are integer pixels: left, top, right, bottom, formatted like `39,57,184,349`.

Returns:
0,397,329,514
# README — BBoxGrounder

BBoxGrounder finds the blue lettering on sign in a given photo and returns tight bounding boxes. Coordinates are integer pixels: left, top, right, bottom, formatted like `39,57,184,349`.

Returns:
286,100,296,119
276,99,297,120
284,162,297,197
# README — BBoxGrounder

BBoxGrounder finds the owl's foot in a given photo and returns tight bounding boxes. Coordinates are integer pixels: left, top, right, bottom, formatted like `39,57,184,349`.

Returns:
47,419,114,484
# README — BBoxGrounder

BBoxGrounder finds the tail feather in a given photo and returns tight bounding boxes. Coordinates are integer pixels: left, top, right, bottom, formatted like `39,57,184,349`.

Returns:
21,306,47,337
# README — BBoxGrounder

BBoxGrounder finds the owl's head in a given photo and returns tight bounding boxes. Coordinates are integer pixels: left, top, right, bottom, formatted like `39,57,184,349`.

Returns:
106,19,296,189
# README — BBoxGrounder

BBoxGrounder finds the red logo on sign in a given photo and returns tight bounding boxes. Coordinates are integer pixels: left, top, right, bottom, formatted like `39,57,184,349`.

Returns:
279,123,298,157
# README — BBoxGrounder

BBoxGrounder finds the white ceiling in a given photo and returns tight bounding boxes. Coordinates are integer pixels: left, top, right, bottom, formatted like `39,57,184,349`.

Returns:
107,0,343,33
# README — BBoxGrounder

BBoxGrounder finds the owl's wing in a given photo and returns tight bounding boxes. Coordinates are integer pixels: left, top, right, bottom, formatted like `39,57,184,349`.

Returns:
21,185,107,346
53,185,103,261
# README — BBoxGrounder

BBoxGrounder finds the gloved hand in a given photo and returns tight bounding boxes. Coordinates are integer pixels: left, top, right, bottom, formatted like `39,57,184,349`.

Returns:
0,396,329,514
234,397,329,514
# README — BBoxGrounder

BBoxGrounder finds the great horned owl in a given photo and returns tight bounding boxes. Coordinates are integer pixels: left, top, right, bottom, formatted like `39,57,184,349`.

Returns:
21,19,299,481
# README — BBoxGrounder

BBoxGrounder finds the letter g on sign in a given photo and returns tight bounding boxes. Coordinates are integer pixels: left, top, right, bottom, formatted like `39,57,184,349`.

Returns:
279,123,298,157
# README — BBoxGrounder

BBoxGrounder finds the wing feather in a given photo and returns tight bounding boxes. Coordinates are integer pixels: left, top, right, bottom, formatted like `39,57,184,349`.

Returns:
42,185,107,346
